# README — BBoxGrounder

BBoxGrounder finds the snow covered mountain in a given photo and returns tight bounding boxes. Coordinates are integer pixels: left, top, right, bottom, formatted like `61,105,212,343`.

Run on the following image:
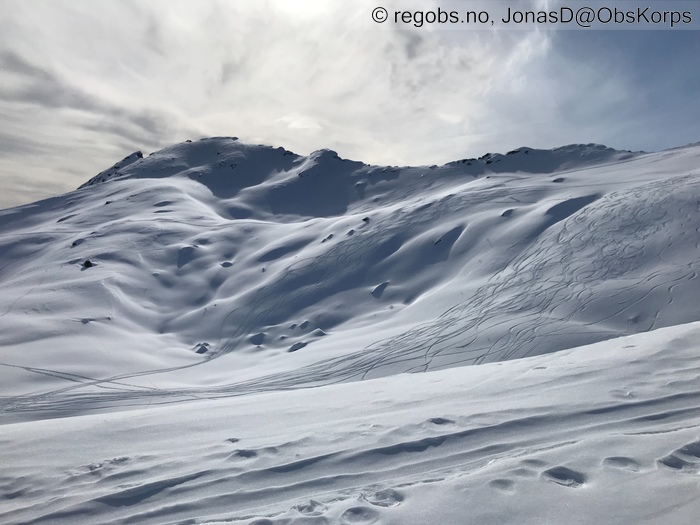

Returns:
3,138,700,524
2,137,700,417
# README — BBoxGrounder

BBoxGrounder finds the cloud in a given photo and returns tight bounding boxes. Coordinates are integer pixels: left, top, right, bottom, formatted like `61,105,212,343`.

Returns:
277,113,324,132
0,0,698,208
0,51,53,80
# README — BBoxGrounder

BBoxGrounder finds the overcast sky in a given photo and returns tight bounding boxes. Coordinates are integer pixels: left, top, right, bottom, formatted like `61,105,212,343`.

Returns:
1,0,699,209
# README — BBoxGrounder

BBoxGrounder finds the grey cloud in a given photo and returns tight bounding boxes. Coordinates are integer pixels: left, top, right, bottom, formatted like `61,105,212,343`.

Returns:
0,130,55,156
397,31,425,60
220,60,243,86
129,112,171,137
1,52,102,112
81,112,196,153
81,120,162,151
143,15,167,56
0,52,53,80
6,80,98,111
1,51,190,150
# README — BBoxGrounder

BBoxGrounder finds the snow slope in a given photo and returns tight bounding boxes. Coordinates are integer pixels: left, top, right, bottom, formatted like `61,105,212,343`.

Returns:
3,138,700,524
3,321,700,524
1,138,700,419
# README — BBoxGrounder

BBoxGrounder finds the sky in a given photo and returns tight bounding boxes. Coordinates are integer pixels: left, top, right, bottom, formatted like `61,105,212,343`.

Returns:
0,0,699,209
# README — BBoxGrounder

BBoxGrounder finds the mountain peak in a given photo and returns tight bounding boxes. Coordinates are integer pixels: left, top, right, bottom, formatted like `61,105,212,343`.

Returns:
80,150,144,187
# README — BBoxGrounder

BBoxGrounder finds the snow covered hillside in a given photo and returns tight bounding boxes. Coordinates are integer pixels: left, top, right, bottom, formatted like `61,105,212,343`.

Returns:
3,320,700,524
3,137,700,524
1,138,700,419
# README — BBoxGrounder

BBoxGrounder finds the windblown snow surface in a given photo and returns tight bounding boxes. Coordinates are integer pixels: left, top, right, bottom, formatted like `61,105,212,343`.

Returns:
2,137,700,524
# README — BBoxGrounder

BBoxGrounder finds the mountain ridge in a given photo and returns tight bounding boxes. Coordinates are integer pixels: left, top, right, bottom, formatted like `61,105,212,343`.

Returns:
78,137,638,193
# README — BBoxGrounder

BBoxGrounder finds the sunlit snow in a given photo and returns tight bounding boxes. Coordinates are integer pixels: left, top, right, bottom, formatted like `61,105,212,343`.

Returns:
2,138,700,524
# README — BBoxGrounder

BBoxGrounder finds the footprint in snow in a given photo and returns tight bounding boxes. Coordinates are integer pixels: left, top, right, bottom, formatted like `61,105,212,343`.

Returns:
489,478,516,493
427,417,455,426
541,466,587,487
658,439,700,473
341,506,379,524
294,499,327,516
511,467,538,478
521,459,547,467
363,488,404,508
510,458,546,479
231,449,258,459
602,456,641,472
